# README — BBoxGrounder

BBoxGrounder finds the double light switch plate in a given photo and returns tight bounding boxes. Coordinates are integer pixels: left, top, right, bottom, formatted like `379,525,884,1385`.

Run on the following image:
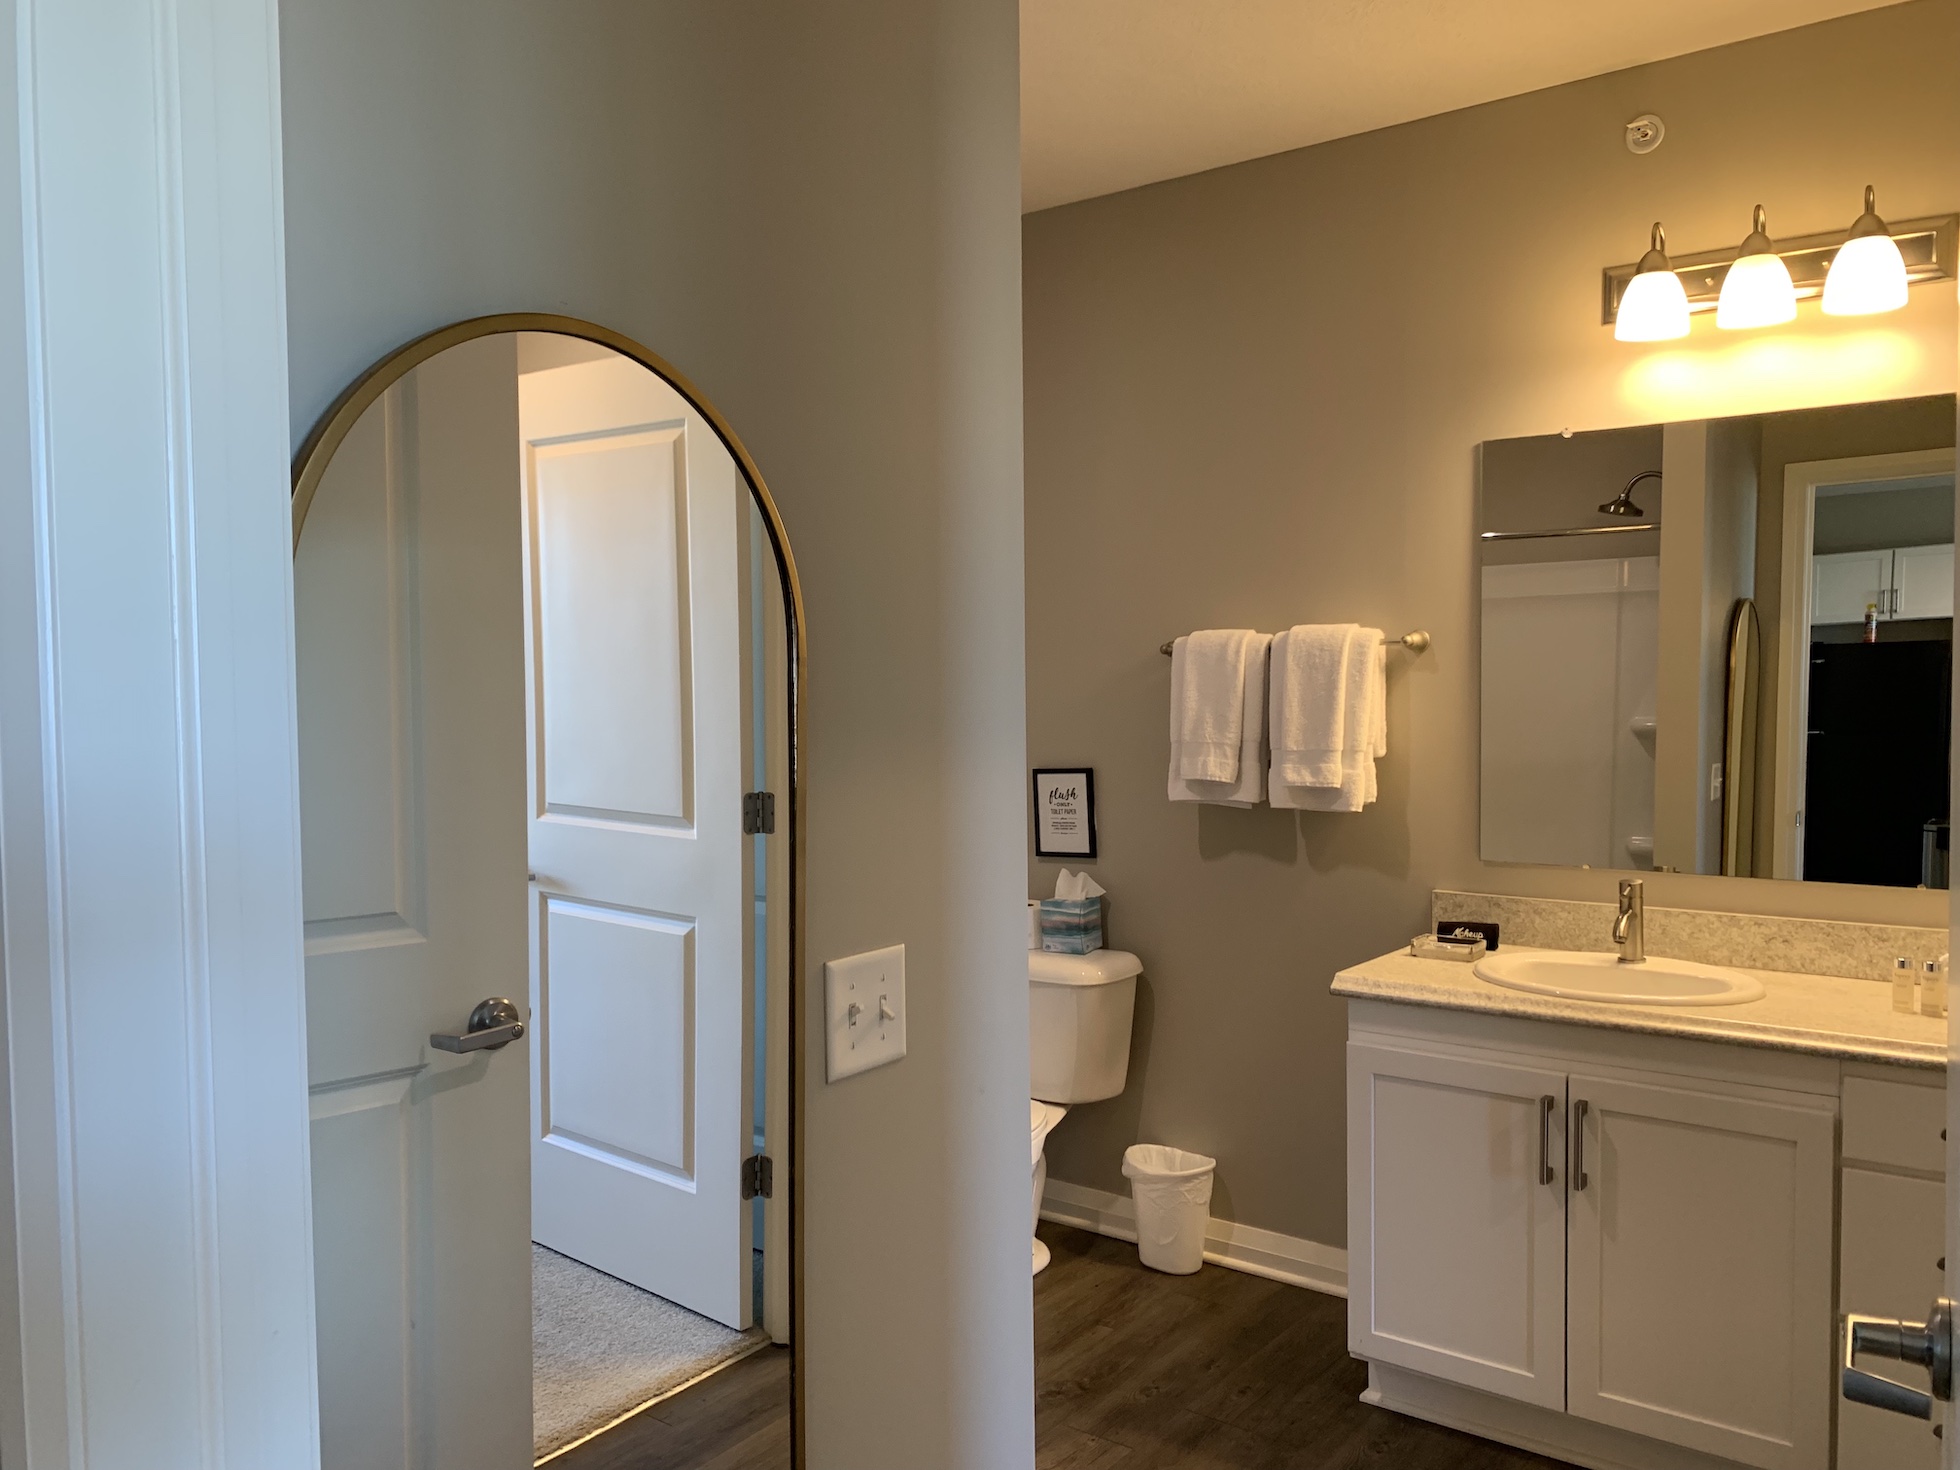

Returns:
824,943,907,1082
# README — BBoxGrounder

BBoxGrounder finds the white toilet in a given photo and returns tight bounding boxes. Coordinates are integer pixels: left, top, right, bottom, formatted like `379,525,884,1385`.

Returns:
1029,948,1142,1274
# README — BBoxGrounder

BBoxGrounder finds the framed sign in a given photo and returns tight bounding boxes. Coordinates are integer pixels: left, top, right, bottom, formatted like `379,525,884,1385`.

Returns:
1033,767,1098,859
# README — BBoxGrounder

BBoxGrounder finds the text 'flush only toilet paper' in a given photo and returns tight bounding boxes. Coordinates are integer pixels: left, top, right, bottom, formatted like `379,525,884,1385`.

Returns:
1039,869,1106,954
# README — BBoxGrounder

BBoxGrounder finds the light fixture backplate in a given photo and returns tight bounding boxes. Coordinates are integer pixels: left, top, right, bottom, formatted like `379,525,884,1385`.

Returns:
1602,212,1957,326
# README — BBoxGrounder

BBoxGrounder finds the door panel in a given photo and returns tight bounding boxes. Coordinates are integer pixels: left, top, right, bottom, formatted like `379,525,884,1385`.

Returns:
310,1077,414,1470
1346,1041,1567,1409
297,387,426,943
535,427,692,824
523,354,753,1329
1566,1071,1833,1470
299,334,532,1470
541,898,695,1180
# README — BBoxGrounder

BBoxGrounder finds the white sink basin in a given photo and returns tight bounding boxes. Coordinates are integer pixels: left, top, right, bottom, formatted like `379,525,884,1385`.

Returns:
1473,950,1764,1007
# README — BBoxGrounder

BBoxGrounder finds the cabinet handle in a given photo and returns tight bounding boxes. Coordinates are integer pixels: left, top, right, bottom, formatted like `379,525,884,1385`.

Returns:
1572,1099,1590,1191
1539,1095,1556,1186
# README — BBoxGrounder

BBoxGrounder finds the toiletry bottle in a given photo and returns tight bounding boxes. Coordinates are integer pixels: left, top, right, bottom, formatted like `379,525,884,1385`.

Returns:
1864,603,1880,643
1894,956,1918,1014
1924,956,1949,1020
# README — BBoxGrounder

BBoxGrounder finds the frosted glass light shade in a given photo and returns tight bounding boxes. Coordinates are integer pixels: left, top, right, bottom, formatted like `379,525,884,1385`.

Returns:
1616,266,1690,341
1717,251,1796,330
1823,231,1909,316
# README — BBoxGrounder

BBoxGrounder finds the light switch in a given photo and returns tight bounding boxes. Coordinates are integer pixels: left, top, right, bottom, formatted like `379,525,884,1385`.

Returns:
824,944,906,1082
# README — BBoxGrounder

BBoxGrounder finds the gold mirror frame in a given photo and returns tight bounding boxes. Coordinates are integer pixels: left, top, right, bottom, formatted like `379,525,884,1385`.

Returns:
1721,597,1761,878
291,312,807,1465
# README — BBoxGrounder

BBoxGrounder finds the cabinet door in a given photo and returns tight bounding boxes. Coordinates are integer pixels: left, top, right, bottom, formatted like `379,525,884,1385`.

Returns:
1812,549,1894,625
1892,543,1954,621
1346,1041,1567,1408
1838,1167,1944,1470
1566,1071,1834,1470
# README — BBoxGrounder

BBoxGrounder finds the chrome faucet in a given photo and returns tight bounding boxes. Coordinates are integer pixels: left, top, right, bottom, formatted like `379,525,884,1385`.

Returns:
1612,879,1645,964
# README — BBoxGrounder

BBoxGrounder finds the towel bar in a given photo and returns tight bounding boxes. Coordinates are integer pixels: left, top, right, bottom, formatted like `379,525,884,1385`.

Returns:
1158,630,1431,657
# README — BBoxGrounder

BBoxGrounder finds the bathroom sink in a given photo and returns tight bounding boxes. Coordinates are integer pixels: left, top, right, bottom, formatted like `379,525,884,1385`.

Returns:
1472,950,1764,1007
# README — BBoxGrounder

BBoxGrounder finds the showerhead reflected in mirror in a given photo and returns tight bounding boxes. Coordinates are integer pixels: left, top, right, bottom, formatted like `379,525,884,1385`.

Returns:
1479,394,1954,889
1598,470,1660,519
293,321,798,1469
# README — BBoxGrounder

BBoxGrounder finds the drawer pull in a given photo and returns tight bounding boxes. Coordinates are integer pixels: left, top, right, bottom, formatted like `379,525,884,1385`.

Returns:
1572,1099,1590,1191
1539,1095,1555,1186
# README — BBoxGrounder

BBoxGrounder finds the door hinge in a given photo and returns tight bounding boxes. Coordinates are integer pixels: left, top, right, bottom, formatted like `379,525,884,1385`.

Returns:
743,791,776,835
742,1153,774,1200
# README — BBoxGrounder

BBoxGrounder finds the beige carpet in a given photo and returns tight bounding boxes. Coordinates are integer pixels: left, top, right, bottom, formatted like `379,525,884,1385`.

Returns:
533,1244,767,1461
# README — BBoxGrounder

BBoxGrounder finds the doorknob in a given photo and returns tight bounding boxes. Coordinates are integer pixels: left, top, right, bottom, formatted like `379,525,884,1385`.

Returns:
431,997,525,1054
1843,1297,1954,1419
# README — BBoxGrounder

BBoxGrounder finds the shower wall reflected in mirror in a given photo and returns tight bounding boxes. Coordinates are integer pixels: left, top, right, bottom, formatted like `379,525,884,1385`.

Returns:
1479,394,1955,888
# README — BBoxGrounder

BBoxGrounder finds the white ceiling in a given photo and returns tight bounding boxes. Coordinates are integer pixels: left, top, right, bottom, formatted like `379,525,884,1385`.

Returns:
1021,0,1904,212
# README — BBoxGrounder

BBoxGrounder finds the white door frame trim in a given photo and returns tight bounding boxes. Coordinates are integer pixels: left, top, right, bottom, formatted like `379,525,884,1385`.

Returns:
1771,448,1957,880
0,0,321,1464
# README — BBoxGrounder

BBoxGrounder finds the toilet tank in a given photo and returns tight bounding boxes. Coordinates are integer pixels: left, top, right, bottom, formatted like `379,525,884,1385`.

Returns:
1029,949,1142,1104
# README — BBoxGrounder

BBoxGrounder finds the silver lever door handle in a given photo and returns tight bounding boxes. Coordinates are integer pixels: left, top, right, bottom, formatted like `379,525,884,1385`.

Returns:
1843,1298,1955,1419
431,997,525,1054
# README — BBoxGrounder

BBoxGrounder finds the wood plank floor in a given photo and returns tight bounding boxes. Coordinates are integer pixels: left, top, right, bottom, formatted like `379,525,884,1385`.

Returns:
1033,1222,1571,1469
551,1221,1573,1469
546,1345,791,1470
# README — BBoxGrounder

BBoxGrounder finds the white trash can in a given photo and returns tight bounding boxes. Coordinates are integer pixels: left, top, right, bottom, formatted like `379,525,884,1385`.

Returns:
1122,1144,1215,1274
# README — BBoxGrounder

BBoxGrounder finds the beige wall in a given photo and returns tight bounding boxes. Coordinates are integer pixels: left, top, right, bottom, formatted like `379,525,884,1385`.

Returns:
281,2,1032,1464
1024,1,1959,1248
1656,420,1713,872
1701,418,1762,874
1655,416,1761,876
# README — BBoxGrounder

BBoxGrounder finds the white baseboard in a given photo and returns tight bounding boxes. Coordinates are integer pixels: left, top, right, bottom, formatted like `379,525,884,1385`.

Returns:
1039,1178,1347,1298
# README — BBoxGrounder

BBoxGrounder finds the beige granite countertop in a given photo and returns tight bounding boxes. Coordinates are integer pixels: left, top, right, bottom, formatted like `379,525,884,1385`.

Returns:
1333,946,1946,1070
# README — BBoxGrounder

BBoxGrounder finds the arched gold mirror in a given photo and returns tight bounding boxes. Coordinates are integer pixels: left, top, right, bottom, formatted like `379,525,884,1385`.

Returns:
292,315,802,1470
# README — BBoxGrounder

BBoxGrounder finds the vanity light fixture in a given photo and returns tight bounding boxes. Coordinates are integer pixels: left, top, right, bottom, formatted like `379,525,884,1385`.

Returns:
1603,205,1957,335
1716,205,1796,329
1613,223,1690,342
1822,186,1910,316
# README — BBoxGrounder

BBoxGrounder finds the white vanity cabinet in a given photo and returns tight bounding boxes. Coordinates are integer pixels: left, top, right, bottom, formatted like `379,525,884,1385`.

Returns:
1348,1009,1837,1470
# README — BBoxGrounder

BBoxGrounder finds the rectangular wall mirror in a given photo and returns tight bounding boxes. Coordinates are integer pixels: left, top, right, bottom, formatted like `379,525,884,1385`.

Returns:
1479,394,1955,888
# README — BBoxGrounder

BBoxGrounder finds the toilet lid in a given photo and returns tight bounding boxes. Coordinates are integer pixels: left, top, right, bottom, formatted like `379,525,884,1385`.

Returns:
1030,1099,1068,1168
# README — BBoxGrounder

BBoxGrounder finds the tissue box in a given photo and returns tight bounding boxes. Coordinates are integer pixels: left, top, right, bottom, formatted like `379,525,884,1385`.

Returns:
1038,897,1103,954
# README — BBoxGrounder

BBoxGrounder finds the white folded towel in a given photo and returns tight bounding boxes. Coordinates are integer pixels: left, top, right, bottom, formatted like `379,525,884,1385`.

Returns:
1171,630,1260,783
1269,624,1356,787
1168,633,1271,806
1274,629,1386,813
